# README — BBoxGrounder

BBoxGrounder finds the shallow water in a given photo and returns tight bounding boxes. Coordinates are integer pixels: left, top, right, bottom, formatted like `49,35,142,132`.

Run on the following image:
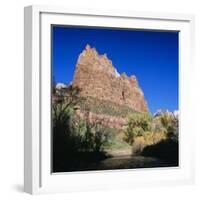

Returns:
88,155,176,171
54,155,178,172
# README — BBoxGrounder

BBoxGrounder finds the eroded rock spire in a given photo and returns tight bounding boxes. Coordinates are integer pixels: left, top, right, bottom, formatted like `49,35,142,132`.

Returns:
73,45,148,112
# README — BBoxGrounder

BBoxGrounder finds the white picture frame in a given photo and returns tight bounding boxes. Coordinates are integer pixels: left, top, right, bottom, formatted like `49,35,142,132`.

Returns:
24,5,195,194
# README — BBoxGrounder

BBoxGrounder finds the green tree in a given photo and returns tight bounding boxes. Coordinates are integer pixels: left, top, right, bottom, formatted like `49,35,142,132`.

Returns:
159,112,178,141
124,113,152,145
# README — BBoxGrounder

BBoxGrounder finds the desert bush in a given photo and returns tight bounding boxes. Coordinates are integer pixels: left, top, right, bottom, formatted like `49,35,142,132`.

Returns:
152,132,166,144
151,117,166,134
143,132,154,145
124,113,152,145
102,135,131,150
82,122,111,152
123,111,178,155
139,112,179,162
53,103,113,154
132,136,146,154
156,112,178,141
131,132,166,155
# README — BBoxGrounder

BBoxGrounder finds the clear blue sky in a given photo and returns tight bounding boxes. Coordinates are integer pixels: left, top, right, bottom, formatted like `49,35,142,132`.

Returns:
52,26,178,113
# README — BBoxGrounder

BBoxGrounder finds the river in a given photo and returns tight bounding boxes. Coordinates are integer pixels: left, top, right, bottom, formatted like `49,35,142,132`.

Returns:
58,155,177,172
86,155,176,171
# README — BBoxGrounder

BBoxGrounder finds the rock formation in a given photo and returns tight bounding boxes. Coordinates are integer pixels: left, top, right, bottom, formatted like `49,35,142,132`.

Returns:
72,44,149,114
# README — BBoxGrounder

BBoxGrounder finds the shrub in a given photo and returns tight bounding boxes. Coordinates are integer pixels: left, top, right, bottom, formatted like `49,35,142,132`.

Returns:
143,132,154,146
102,136,131,150
123,112,175,155
131,132,166,155
152,132,166,144
56,108,114,152
155,112,179,141
132,136,146,154
124,113,152,145
77,96,136,118
151,117,166,134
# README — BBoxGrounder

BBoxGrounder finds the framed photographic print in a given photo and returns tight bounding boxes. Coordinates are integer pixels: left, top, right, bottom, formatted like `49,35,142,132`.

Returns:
24,5,195,194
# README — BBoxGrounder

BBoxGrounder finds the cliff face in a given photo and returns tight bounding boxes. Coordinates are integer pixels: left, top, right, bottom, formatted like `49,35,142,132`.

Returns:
72,44,149,113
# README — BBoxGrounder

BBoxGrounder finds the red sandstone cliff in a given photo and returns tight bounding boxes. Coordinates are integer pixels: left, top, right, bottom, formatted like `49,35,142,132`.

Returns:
72,44,149,113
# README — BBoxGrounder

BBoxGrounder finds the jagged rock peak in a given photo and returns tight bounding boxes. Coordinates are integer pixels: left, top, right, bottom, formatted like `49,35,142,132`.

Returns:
129,75,138,86
77,44,117,75
85,44,91,50
80,45,114,66
73,45,149,113
77,45,141,85
84,44,97,53
77,44,98,62
121,72,128,79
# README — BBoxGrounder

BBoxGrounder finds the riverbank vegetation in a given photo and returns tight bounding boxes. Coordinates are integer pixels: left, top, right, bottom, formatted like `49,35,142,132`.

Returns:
52,85,179,172
123,112,178,164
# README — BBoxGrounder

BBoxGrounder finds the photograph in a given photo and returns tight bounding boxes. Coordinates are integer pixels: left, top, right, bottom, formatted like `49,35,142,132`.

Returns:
52,26,179,173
